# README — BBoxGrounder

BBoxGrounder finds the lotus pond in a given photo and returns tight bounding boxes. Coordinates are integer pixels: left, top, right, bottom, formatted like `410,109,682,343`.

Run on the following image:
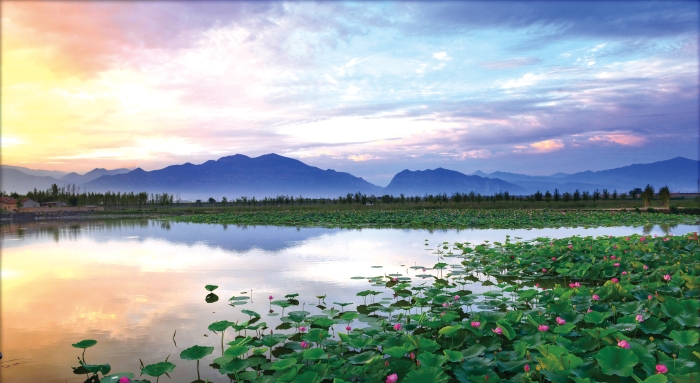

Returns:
172,209,699,229
1,220,699,383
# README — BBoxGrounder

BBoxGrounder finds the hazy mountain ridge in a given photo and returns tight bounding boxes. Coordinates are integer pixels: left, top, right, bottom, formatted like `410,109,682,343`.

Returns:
384,168,525,196
2,155,697,197
473,157,698,193
61,168,131,184
85,154,383,197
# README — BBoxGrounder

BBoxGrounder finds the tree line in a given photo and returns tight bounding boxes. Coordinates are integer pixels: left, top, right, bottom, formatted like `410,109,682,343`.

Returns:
1,183,673,210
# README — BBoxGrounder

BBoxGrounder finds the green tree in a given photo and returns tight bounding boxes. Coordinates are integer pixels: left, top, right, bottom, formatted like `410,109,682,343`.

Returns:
51,183,59,200
544,190,552,202
657,185,671,208
641,184,655,207
221,196,227,209
15,198,23,212
553,188,560,202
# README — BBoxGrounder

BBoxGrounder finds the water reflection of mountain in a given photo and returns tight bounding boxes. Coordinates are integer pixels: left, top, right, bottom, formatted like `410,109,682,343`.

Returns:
0,220,343,252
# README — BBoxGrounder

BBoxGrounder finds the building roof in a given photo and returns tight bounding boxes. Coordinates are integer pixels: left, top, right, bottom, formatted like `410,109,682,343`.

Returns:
0,197,17,204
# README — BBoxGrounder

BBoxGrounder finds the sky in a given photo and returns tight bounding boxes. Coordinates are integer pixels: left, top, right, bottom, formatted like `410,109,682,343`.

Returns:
2,1,698,186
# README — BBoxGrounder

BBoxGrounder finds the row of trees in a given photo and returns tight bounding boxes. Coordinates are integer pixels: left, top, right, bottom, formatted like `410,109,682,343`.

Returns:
2,184,180,209
203,185,673,208
2,183,673,210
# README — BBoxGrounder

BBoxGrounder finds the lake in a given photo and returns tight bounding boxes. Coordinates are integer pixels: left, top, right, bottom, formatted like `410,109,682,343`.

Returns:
2,219,697,382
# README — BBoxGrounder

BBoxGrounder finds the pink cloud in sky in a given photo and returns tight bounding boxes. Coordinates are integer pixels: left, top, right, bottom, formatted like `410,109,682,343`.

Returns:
588,134,647,146
530,140,564,152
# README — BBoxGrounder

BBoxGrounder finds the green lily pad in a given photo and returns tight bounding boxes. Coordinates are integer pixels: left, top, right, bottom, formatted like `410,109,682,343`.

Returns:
179,345,214,361
303,348,326,360
595,346,639,377
205,285,218,292
72,340,98,349
141,361,175,378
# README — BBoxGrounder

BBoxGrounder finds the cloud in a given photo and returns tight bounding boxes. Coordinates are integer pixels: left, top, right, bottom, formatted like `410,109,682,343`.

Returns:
481,57,542,69
530,140,564,152
432,52,449,60
459,150,491,159
347,154,381,162
589,134,647,146
1,135,25,148
500,73,543,89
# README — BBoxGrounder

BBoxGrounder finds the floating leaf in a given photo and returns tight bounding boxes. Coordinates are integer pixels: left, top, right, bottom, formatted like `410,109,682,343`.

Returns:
595,346,639,377
179,345,214,361
72,340,97,349
141,361,175,378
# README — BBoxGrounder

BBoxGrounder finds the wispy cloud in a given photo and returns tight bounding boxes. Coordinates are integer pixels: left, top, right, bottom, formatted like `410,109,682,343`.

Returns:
1,1,697,179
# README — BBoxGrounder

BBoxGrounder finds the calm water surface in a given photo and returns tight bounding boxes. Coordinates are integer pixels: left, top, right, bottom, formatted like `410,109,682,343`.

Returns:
2,220,697,382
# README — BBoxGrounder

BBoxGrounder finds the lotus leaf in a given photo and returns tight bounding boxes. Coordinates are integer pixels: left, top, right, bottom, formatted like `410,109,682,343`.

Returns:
141,362,175,378
595,346,639,376
179,345,214,361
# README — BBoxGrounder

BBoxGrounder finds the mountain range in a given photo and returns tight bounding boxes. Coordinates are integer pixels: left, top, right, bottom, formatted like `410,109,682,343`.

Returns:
1,154,697,199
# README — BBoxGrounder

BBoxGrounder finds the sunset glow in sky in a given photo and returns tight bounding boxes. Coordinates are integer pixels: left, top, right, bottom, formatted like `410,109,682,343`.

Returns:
2,1,698,185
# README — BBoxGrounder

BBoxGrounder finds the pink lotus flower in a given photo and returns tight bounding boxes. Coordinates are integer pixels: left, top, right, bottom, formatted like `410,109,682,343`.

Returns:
393,323,401,331
538,325,549,332
119,377,130,383
569,283,576,288
385,373,398,383
587,309,593,313
643,265,649,270
300,341,309,349
664,274,671,281
542,268,547,273
611,278,619,284
654,234,658,238
535,283,540,288
556,317,566,325
621,271,627,275
614,263,620,267
640,236,646,242
392,278,397,282
442,302,449,307
552,257,557,261
454,295,460,300
611,255,616,260
625,237,630,241
410,352,415,360
567,245,572,249
524,364,530,372
656,365,668,374
491,327,503,335
648,295,653,300
385,360,389,367
574,282,581,288
617,340,630,349
613,245,617,249
268,295,273,300
635,314,644,322
299,326,307,333
471,321,481,328
592,294,600,301
345,325,352,331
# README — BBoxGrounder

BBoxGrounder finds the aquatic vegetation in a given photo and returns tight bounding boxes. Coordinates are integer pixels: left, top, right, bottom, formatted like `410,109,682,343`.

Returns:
70,232,700,382
172,209,699,229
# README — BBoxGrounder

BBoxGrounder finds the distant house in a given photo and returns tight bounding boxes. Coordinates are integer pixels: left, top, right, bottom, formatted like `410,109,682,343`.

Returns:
21,198,40,208
0,197,18,211
0,197,40,211
40,201,68,208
